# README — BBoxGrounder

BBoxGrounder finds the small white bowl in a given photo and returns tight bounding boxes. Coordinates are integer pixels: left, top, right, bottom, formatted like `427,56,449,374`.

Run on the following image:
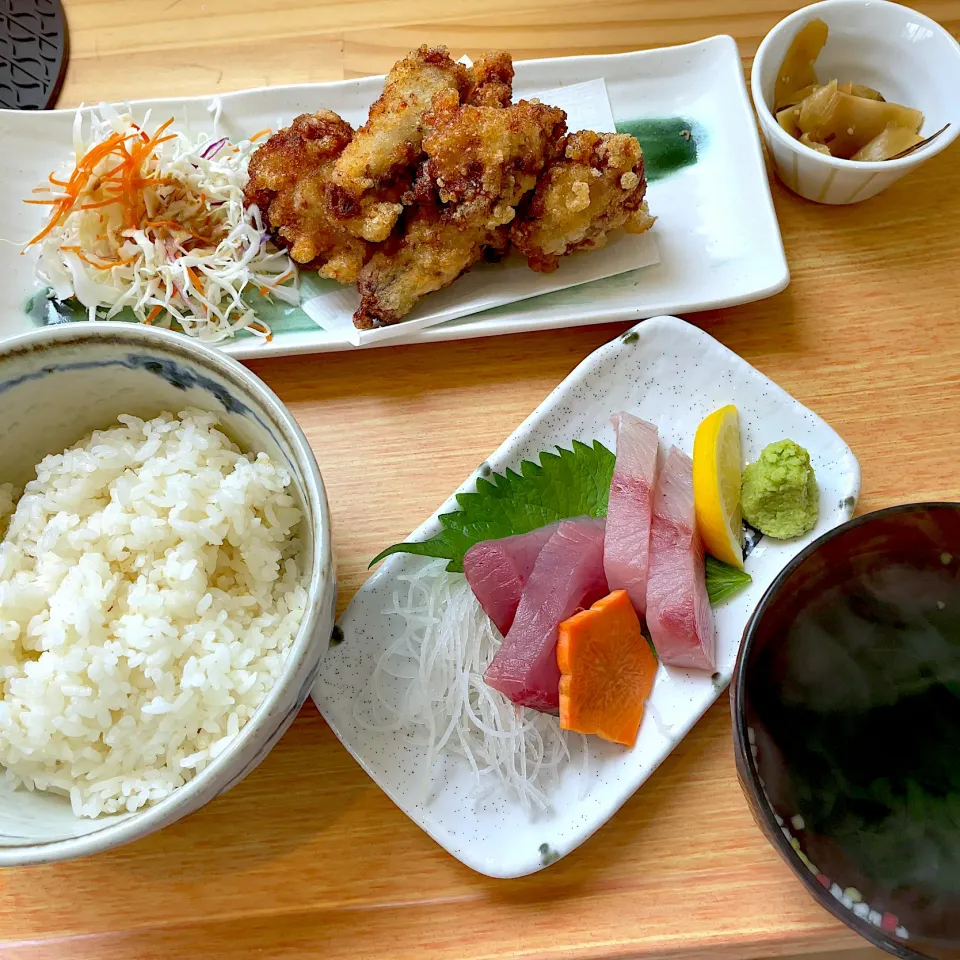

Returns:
752,0,960,204
0,323,336,865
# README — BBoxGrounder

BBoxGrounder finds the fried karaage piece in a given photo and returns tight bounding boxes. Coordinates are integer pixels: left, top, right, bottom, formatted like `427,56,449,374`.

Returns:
466,50,514,107
354,95,567,328
245,111,369,284
329,45,471,243
353,203,496,328
425,90,566,208
510,130,656,273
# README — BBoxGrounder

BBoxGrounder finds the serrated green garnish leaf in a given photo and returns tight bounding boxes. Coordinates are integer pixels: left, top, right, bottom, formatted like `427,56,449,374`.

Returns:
372,439,754,607
705,555,753,605
370,440,616,573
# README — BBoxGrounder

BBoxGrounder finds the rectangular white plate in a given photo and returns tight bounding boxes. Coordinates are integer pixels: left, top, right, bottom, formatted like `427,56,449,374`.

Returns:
0,37,788,359
313,316,860,878
304,78,662,347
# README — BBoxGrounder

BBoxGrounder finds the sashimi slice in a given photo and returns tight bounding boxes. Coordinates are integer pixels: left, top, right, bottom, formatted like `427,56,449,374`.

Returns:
646,446,716,671
484,517,608,712
463,523,558,636
603,412,659,618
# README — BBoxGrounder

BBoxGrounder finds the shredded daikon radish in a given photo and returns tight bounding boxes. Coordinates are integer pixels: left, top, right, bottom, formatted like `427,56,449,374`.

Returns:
27,103,296,342
354,559,578,812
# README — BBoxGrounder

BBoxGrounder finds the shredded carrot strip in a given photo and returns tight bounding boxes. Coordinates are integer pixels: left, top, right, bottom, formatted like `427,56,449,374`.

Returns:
24,116,223,285
80,197,121,210
140,118,175,158
69,251,102,267
144,220,213,245
60,245,138,270
249,129,272,142
145,219,185,231
145,305,163,324
257,268,293,296
25,129,138,247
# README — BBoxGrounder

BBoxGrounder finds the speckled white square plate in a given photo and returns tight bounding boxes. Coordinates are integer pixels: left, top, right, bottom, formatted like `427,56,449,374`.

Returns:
313,316,860,878
0,37,787,358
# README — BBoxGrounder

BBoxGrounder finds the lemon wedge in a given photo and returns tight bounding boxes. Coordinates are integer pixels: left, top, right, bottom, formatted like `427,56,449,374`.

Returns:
693,404,744,569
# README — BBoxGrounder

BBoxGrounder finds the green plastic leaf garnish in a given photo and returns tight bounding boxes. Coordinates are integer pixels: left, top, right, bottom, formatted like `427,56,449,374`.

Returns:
705,555,753,605
370,440,616,573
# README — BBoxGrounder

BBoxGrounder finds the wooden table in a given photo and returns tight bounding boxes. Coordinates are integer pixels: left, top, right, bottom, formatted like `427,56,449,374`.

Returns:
4,2,958,958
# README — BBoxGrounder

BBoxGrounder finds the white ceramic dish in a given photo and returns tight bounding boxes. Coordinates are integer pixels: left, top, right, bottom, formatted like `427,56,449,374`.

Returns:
313,315,860,878
752,0,960,205
0,36,787,359
0,323,336,866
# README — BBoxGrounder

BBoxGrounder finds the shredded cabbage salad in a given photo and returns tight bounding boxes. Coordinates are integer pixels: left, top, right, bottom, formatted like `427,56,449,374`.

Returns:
354,560,585,812
26,103,296,342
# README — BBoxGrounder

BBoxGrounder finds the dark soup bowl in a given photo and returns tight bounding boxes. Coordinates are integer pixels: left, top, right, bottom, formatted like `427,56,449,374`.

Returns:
731,503,960,959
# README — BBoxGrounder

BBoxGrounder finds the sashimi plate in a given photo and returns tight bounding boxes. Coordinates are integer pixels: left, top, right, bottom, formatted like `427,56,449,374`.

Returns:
0,36,787,358
314,316,860,878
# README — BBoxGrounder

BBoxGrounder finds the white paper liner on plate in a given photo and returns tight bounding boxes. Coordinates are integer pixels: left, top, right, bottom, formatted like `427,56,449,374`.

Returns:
300,78,661,347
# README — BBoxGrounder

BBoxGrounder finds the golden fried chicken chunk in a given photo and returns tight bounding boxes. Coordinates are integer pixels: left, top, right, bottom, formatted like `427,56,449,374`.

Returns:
425,91,566,210
329,45,471,243
353,96,567,329
245,111,369,284
353,203,499,329
466,51,514,107
510,130,656,273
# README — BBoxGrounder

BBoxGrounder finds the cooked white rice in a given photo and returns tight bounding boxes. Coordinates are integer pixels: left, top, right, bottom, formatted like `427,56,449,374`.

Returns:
0,409,307,817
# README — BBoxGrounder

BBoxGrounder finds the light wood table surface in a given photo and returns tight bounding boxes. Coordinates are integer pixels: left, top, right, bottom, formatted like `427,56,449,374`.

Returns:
4,1,958,958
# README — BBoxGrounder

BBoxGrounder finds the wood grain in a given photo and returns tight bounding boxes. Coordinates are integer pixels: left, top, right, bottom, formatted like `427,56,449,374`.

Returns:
3,1,959,958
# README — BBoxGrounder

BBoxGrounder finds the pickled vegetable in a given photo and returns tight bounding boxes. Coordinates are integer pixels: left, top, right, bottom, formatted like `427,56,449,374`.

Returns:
851,123,925,161
799,89,923,159
800,132,831,156
778,83,819,109
838,82,885,101
777,105,801,137
774,19,925,162
796,80,839,134
775,18,829,110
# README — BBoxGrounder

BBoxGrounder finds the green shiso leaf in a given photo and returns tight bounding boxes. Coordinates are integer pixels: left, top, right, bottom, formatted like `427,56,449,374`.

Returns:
372,439,754,607
370,440,616,573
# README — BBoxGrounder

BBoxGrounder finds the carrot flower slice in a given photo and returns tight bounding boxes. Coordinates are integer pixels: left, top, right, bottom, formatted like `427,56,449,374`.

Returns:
556,590,658,747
